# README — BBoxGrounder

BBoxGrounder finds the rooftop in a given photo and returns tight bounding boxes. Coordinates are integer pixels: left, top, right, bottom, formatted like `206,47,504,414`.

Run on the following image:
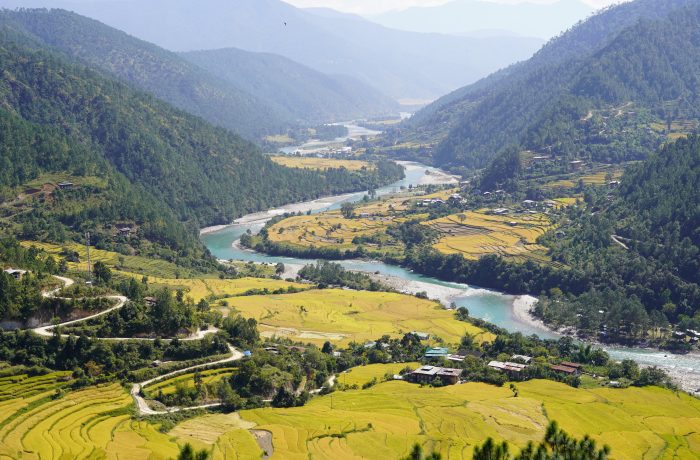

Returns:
437,368,462,377
550,364,578,374
411,365,441,376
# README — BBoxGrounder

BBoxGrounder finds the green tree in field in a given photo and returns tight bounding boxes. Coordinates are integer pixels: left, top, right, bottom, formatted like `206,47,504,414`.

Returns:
404,443,442,460
92,261,112,284
341,202,355,219
176,443,209,460
473,421,610,459
473,438,509,460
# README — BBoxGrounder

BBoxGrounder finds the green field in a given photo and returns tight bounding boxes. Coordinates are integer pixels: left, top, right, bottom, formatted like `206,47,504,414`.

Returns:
338,362,420,387
220,289,493,346
144,367,237,396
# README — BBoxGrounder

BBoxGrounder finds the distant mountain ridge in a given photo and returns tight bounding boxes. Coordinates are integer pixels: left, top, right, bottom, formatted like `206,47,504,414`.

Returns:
399,0,700,170
0,8,398,139
180,47,398,125
0,0,544,100
370,0,592,39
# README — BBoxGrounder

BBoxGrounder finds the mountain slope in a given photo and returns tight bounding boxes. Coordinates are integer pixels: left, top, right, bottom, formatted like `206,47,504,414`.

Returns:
181,47,398,124
400,0,700,170
536,135,700,339
0,8,293,140
0,0,543,101
0,26,403,236
370,0,592,39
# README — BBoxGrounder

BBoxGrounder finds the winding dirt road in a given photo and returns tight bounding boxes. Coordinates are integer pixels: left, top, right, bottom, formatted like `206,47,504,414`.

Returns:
34,275,243,415
131,344,244,415
35,276,127,337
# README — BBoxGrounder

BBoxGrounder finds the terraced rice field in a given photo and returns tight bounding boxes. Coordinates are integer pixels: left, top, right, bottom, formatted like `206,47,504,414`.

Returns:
267,212,405,256
170,413,262,459
21,241,190,279
4,368,700,459
0,377,179,460
545,170,624,189
426,211,553,263
270,156,372,171
234,379,700,460
338,363,420,387
144,367,237,396
134,276,309,302
220,289,493,346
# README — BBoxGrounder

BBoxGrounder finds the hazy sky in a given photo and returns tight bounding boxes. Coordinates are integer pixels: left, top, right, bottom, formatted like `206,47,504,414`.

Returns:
283,0,626,15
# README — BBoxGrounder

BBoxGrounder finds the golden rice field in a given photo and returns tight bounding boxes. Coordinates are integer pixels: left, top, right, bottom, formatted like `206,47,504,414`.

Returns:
0,375,180,460
426,211,553,262
4,368,700,459
144,367,237,396
21,241,191,279
170,413,262,459
267,212,405,256
132,275,309,303
234,379,700,460
337,362,420,387
545,170,624,189
269,156,372,171
263,134,294,144
220,288,493,346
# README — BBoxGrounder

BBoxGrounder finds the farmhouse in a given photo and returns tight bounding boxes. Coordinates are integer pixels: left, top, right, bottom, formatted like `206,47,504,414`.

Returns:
144,296,157,307
57,181,74,190
3,268,27,280
407,365,462,385
447,349,481,363
569,160,585,171
488,361,528,375
557,362,583,374
117,227,132,237
511,354,533,364
491,208,509,215
424,347,449,359
550,364,580,375
411,331,430,341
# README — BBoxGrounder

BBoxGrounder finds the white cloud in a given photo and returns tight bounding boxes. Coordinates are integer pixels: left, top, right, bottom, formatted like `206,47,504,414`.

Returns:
282,0,626,15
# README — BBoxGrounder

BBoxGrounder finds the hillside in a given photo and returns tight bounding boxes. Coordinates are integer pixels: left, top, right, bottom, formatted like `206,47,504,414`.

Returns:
0,0,543,101
397,0,700,170
0,8,293,140
0,27,404,254
534,135,700,342
181,47,398,124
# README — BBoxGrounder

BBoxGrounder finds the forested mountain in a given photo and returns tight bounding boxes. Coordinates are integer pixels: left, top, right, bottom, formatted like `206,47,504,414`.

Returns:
0,27,403,251
0,8,292,140
398,0,700,170
181,47,398,125
537,135,700,340
0,0,543,100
